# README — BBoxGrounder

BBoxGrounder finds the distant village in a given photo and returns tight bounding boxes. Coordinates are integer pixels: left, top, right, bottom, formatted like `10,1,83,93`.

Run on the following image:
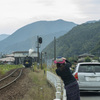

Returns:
0,49,38,65
0,50,99,65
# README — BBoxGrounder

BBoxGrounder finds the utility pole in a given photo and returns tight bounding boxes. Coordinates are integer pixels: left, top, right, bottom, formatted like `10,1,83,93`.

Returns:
40,52,43,69
37,36,40,68
45,52,47,66
54,37,56,60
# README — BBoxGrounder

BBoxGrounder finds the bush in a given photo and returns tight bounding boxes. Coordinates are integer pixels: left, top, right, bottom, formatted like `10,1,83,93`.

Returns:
85,56,91,62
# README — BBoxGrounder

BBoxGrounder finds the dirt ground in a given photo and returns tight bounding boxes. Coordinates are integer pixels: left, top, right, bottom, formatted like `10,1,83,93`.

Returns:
0,68,55,100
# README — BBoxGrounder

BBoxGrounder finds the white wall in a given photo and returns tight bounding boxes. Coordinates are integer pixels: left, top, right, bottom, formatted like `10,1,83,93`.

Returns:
47,71,67,100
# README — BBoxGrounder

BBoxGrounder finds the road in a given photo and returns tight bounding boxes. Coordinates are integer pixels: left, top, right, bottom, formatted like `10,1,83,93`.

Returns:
80,92,100,100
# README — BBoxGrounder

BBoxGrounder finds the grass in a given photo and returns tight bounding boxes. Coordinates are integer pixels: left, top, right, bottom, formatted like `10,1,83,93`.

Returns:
0,64,23,75
21,67,55,100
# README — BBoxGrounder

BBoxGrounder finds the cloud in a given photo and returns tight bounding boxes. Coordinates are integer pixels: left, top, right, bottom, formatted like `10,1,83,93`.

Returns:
36,0,55,6
0,0,100,34
72,0,100,14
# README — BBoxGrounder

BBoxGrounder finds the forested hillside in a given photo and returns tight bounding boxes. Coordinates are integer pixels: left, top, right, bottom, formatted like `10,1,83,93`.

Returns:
43,21,100,58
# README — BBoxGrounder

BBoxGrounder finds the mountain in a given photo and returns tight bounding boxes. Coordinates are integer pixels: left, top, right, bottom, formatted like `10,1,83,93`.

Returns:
0,34,9,41
43,21,100,58
85,20,100,24
0,19,77,54
91,40,100,55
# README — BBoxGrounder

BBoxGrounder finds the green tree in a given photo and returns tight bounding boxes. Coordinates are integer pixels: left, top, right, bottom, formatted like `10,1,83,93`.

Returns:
85,56,91,62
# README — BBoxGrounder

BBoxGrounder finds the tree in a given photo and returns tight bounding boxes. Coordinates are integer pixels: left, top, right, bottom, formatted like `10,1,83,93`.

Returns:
85,56,91,62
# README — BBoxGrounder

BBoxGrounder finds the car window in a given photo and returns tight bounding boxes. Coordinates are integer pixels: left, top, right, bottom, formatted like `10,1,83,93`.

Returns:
78,64,100,73
95,65,100,72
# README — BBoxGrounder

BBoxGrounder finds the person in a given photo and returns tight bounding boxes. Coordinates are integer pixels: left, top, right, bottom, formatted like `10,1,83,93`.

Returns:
54,57,80,100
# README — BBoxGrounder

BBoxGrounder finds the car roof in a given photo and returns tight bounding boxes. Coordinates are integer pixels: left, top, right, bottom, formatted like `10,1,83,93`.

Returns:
77,62,100,65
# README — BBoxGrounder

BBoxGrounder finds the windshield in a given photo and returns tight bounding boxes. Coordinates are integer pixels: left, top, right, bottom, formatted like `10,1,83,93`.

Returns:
78,64,100,73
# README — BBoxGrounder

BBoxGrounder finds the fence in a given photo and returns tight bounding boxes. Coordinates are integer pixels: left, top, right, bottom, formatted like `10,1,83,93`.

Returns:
47,71,66,100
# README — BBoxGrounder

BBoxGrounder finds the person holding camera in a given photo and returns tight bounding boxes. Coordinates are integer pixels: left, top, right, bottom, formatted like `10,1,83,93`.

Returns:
54,57,80,100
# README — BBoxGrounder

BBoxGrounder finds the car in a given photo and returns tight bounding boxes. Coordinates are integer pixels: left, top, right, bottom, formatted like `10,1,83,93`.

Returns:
73,62,100,91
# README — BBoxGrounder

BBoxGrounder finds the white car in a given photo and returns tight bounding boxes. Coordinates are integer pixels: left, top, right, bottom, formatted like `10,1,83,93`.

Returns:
73,62,100,91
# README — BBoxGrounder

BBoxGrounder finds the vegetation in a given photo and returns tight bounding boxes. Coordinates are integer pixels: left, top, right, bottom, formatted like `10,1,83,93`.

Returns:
85,56,91,62
43,21,100,58
21,64,55,100
0,64,23,75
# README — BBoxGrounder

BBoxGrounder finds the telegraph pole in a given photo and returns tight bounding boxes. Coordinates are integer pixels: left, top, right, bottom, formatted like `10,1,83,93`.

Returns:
54,37,56,60
40,52,43,69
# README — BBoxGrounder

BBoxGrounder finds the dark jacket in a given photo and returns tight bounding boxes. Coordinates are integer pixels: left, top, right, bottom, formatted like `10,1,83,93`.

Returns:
56,61,76,86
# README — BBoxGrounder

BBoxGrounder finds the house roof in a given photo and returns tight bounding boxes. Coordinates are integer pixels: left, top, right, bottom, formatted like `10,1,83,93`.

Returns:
13,51,28,53
13,51,37,54
78,53,94,58
6,54,14,57
0,57,15,62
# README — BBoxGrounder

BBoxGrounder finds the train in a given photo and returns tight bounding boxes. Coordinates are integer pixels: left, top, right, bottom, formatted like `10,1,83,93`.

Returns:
23,56,33,68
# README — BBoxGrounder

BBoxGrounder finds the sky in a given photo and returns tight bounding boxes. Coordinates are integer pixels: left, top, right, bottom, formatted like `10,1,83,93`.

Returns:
0,0,100,35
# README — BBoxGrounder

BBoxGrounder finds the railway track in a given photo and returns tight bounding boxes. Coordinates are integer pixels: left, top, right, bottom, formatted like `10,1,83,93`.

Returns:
0,68,23,90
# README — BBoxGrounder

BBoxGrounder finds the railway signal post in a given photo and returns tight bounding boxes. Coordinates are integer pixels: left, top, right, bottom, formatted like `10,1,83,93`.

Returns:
36,36,42,69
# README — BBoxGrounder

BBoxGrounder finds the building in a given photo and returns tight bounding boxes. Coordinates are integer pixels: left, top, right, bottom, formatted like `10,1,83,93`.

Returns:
78,53,94,62
13,51,38,65
0,54,15,64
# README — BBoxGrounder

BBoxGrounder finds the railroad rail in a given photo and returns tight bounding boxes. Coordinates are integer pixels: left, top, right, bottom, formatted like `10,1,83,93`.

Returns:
0,68,23,90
